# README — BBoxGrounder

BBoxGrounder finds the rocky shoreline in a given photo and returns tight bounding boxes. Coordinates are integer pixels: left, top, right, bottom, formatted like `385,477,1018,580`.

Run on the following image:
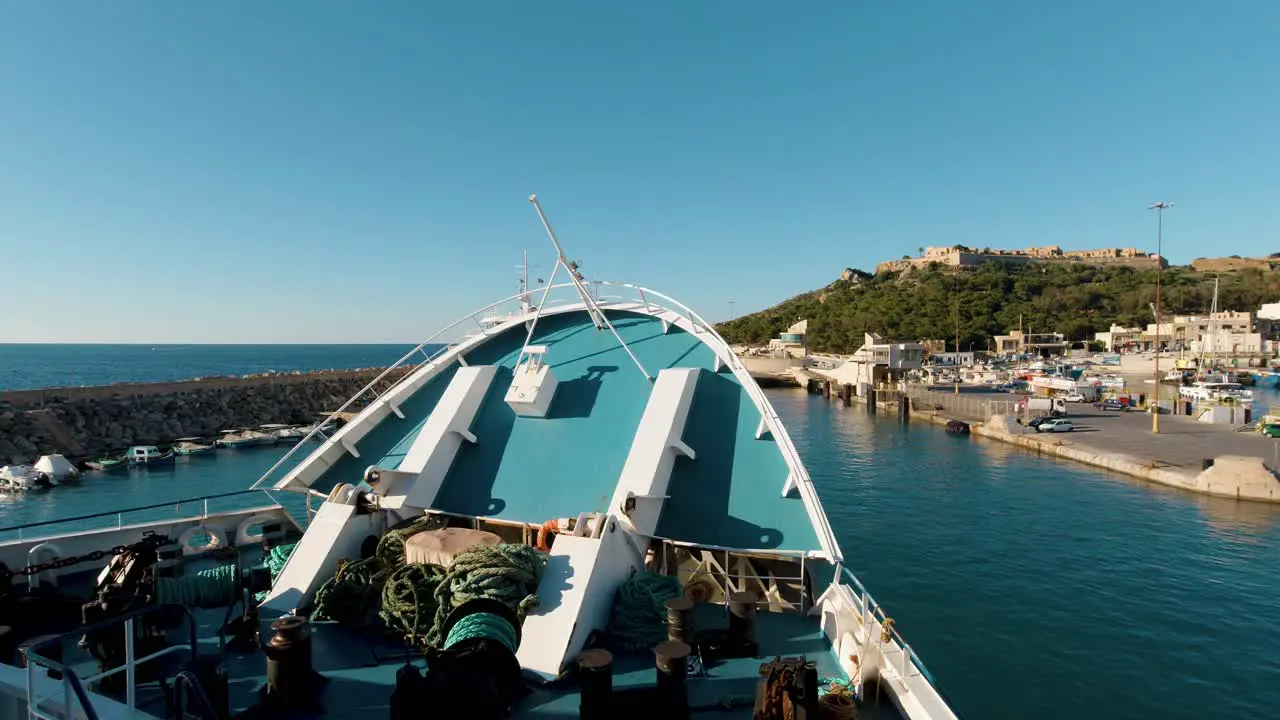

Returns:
0,368,410,464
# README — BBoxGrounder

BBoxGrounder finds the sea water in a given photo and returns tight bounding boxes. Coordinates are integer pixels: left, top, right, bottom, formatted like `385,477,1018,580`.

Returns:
0,344,419,391
773,391,1280,719
1,385,1278,717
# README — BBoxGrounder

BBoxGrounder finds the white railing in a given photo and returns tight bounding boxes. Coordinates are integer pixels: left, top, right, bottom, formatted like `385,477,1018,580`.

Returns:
245,280,843,564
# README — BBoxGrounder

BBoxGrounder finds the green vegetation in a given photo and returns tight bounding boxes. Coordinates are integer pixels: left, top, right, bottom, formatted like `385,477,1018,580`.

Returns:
717,262,1280,353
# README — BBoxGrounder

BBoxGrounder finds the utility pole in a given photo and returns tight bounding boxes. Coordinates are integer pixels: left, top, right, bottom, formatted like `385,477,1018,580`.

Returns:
954,289,961,396
1149,201,1174,433
729,300,735,321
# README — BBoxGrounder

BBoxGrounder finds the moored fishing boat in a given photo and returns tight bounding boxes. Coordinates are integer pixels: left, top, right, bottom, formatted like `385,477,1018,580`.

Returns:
126,445,176,465
217,429,275,448
173,438,217,456
261,423,305,444
0,199,957,720
84,455,128,472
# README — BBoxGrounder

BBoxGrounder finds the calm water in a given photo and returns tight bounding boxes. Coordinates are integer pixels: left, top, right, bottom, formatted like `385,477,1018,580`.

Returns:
0,344,421,391
0,446,308,542
2,389,1278,718
772,391,1280,719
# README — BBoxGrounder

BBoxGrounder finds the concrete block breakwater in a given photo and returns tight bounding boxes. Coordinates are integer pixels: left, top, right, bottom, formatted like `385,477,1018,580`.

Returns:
0,368,410,464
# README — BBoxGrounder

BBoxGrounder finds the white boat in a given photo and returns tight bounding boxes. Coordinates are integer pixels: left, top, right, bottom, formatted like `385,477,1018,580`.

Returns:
261,424,305,443
1179,381,1254,405
0,199,958,720
0,464,54,492
33,454,80,482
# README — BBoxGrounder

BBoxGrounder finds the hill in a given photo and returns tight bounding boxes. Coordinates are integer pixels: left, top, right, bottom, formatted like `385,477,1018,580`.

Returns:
716,261,1280,354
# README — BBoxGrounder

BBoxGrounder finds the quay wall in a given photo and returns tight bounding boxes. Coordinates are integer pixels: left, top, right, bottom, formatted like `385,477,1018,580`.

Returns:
800,375,1280,504
0,368,411,464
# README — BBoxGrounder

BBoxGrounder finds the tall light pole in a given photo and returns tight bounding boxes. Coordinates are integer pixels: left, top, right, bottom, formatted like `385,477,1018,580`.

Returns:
1149,201,1174,433
729,300,735,321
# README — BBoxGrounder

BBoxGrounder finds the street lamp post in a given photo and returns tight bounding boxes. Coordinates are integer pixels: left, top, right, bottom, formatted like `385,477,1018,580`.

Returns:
1149,201,1174,433
729,300,735,321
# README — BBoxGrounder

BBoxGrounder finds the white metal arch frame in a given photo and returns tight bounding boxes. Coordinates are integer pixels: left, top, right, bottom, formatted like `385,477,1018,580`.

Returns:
248,278,842,564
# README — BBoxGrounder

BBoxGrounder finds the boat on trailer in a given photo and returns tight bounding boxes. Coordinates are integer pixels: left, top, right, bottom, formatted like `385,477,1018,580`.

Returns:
0,198,957,720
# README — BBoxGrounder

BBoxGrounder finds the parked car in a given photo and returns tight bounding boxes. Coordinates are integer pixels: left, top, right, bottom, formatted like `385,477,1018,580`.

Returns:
1062,392,1087,403
1262,423,1280,438
1095,399,1128,411
1036,419,1076,433
1027,417,1048,429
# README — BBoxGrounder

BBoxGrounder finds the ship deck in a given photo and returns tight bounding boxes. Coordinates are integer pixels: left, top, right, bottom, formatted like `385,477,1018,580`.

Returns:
309,310,820,553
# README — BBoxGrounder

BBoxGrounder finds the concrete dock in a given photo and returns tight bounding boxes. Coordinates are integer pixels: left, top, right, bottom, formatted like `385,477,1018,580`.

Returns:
803,378,1280,504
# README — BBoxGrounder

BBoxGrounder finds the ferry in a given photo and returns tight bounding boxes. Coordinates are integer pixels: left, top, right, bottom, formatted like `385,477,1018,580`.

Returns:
0,199,957,720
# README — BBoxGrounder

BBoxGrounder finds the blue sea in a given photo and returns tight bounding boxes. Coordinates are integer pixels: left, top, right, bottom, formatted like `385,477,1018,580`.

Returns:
0,347,1277,718
0,344,420,391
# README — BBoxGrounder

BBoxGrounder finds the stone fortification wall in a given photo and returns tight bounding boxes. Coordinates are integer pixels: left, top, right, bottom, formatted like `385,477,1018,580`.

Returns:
0,368,410,464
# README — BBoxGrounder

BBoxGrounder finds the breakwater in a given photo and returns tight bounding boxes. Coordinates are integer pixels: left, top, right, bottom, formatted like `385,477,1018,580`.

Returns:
0,368,410,464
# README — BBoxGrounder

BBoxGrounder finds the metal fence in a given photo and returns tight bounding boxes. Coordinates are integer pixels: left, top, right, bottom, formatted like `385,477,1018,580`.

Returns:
896,385,1021,421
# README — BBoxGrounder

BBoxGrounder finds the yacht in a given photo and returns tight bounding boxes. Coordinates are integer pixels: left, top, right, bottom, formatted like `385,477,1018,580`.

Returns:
0,199,957,720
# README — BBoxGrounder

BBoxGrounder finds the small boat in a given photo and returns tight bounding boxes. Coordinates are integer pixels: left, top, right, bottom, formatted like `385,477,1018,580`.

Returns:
173,438,217,456
0,465,54,492
126,445,176,465
217,429,275,448
34,454,80,482
261,424,305,444
85,456,128,472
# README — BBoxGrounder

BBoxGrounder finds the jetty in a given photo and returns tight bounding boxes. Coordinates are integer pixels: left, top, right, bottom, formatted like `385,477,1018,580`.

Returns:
801,377,1280,504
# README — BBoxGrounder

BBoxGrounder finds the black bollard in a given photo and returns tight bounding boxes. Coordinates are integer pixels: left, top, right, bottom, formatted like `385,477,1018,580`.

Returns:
665,596,694,644
654,641,691,719
843,384,852,406
868,388,877,415
899,395,911,421
728,591,759,655
264,616,321,706
578,649,613,720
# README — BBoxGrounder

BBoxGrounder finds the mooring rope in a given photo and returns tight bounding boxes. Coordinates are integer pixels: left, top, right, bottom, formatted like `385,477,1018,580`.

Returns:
426,543,545,647
606,572,681,650
444,611,520,654
379,563,446,644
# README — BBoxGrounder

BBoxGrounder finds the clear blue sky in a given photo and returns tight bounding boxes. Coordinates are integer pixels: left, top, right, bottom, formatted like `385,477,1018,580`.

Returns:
3,1,1278,343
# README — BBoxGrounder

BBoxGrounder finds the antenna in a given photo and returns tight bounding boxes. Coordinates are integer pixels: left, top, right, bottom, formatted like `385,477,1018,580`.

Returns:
526,195,653,381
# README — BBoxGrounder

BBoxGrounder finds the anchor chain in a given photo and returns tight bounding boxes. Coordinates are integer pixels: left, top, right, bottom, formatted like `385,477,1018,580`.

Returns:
0,531,170,584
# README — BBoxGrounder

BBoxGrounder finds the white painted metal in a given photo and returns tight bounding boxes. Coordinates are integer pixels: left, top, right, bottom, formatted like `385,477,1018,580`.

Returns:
504,346,559,418
260,500,382,615
516,524,641,680
607,368,699,550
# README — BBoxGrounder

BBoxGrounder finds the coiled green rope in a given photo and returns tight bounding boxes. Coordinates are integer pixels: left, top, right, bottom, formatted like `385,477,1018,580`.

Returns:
156,563,238,609
607,572,681,650
444,612,519,654
380,563,446,644
426,543,545,647
311,556,393,628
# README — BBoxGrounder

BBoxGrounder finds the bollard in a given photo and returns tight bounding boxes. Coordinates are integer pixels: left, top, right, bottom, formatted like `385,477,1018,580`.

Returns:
899,395,910,421
264,616,320,706
578,649,614,720
654,641,690,719
868,389,877,415
728,591,759,653
665,596,694,644
843,384,852,406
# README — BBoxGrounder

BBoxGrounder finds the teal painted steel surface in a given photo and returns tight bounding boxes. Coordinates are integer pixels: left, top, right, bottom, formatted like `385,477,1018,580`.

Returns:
310,309,821,552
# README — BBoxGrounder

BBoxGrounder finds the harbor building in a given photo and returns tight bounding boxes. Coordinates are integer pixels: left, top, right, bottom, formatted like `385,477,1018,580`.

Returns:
822,332,925,396
992,330,1067,357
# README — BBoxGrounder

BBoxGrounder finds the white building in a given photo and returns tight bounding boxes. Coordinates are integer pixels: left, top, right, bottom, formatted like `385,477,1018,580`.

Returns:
822,333,925,396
